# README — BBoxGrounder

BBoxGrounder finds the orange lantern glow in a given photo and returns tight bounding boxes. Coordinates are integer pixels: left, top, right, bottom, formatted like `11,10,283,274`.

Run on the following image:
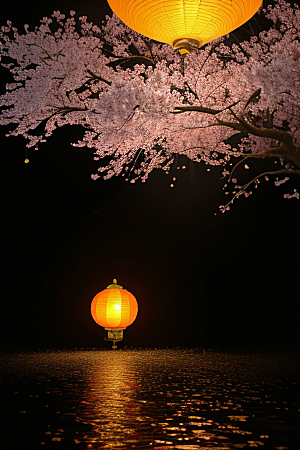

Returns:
91,279,138,348
107,0,262,54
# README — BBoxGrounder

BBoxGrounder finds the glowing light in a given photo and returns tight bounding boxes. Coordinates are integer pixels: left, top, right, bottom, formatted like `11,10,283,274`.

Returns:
107,0,262,53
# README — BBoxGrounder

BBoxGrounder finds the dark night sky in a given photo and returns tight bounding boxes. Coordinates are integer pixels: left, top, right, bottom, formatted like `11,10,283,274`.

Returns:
1,0,299,352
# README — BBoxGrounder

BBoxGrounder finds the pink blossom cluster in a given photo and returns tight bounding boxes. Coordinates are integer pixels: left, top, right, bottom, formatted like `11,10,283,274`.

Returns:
0,1,299,206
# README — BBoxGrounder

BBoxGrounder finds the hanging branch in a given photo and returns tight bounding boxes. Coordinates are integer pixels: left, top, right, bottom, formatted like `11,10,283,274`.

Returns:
222,168,300,211
224,147,283,181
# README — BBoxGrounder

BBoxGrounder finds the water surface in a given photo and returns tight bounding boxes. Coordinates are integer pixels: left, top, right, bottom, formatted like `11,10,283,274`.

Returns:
0,349,299,449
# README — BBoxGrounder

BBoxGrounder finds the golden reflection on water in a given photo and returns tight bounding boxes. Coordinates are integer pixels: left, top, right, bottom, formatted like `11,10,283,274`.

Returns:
1,350,297,449
79,352,141,447
74,350,266,448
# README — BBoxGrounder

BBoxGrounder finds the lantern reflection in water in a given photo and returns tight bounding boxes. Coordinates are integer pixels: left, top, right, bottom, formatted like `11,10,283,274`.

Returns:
91,279,138,349
79,353,142,446
107,0,262,54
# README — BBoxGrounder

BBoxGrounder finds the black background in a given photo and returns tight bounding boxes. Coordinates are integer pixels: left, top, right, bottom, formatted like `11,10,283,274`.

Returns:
1,0,299,352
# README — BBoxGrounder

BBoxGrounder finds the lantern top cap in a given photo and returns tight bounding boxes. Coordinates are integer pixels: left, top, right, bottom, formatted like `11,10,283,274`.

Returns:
106,278,123,289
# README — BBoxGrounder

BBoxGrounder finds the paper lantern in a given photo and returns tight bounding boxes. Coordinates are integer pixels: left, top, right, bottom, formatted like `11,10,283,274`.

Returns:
107,0,262,54
91,279,138,348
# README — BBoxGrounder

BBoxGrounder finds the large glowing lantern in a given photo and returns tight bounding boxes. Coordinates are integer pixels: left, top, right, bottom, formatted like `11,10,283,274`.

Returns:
91,279,138,349
107,0,262,54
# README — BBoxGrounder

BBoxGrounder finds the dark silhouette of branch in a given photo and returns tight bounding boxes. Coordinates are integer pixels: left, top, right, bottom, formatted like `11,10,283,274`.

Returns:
173,100,240,115
244,88,261,108
223,168,300,210
225,147,283,181
173,91,300,169
86,69,112,85
113,55,155,66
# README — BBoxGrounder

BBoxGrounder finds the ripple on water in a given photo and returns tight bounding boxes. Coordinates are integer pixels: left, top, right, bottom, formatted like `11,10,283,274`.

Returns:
0,349,299,449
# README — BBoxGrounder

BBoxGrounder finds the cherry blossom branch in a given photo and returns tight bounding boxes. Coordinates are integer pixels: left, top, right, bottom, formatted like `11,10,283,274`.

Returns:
223,168,300,211
25,43,56,64
225,148,283,181
35,105,88,125
220,111,296,150
195,45,216,92
205,80,228,101
230,32,251,58
173,145,207,154
113,55,155,66
0,2,299,206
244,88,261,108
231,147,284,160
127,147,144,176
141,36,155,60
178,124,220,130
117,105,139,131
184,82,199,100
174,91,299,163
220,155,250,180
86,69,111,85
173,100,240,115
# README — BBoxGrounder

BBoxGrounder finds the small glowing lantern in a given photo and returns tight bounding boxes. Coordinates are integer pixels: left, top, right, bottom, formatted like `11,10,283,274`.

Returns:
107,0,262,54
91,279,138,349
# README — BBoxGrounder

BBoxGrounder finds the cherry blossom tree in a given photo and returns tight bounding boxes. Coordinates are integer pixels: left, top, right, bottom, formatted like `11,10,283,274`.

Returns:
0,1,299,211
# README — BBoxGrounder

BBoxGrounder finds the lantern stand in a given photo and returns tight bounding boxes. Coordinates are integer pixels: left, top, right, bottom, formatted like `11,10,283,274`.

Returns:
104,328,125,350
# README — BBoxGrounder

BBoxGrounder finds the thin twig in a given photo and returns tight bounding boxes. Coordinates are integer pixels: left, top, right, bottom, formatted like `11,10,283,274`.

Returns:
224,168,300,208
114,55,154,65
86,69,112,85
173,100,240,115
195,45,215,92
